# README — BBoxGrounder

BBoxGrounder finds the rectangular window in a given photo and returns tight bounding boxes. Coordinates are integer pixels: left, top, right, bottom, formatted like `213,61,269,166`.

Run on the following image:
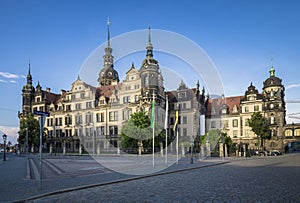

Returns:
109,111,118,121
86,114,92,123
182,116,187,124
96,113,105,122
109,126,118,135
244,106,249,113
211,121,216,128
75,115,82,124
224,120,229,128
65,116,72,125
80,93,85,98
76,103,81,110
86,101,93,109
254,105,259,112
233,130,238,137
232,119,238,127
183,128,187,136
123,96,130,104
135,95,139,102
96,126,105,136
66,105,71,111
245,130,250,137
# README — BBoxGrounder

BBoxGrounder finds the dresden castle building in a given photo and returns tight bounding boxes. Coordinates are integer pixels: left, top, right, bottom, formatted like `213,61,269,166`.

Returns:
19,24,208,155
19,23,300,155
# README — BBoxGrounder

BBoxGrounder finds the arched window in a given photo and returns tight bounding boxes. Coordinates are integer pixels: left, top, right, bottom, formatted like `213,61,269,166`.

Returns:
295,129,300,136
285,129,292,137
270,116,275,124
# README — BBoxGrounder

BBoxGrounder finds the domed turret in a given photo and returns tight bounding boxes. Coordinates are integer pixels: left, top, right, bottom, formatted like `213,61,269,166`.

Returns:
263,66,283,89
98,18,119,86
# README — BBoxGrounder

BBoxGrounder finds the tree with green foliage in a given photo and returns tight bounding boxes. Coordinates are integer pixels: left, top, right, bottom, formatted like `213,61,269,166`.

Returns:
220,132,235,155
121,111,165,153
248,112,270,148
18,113,41,150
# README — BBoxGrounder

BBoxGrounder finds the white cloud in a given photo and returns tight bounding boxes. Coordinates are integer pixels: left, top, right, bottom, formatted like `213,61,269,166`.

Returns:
0,71,25,84
286,84,300,90
0,126,19,145
0,71,20,79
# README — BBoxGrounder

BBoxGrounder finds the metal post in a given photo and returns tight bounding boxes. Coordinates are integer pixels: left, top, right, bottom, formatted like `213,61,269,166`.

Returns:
3,134,7,161
165,129,168,166
93,130,95,157
26,128,28,154
176,129,178,165
39,116,44,190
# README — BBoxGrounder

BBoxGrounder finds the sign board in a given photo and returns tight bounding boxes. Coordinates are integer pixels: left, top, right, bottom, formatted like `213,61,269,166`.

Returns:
34,110,50,117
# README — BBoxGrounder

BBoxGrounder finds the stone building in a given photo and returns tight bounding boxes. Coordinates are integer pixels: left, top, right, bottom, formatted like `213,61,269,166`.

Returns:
206,67,300,152
18,24,207,154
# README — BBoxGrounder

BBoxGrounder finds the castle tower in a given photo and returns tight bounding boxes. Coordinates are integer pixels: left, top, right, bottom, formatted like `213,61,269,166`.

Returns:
139,27,164,104
21,62,35,115
262,66,286,138
98,18,119,86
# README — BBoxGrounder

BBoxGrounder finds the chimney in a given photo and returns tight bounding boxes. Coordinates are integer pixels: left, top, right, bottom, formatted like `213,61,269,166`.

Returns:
60,89,66,95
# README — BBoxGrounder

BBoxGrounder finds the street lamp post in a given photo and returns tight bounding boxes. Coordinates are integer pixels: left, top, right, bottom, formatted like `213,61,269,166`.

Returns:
3,134,7,161
25,128,28,154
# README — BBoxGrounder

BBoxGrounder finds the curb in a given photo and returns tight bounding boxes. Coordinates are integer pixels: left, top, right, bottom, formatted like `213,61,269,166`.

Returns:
14,160,229,202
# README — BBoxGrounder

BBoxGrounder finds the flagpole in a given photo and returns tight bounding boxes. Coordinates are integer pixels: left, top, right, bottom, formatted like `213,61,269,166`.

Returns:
153,118,155,168
176,127,178,165
165,95,168,166
152,93,155,168
165,127,168,166
173,109,179,165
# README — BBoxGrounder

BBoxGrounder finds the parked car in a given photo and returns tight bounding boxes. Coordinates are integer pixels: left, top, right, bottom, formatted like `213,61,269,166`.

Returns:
255,150,268,156
270,150,281,156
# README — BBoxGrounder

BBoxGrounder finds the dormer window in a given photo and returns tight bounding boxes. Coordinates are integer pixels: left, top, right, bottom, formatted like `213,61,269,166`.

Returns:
36,97,41,103
233,105,238,113
211,107,216,115
178,92,186,99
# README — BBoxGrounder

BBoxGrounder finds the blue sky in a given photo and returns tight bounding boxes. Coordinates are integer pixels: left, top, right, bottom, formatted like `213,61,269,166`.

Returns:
1,0,300,144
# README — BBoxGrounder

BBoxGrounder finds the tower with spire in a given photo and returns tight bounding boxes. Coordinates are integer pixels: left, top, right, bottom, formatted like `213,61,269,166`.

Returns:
21,62,35,115
98,18,119,86
139,27,164,104
262,66,286,138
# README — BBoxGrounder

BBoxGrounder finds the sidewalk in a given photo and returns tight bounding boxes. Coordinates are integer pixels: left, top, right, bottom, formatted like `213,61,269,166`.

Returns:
0,154,229,203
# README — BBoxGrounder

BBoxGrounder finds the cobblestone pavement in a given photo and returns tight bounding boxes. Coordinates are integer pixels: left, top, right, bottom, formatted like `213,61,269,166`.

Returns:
0,153,225,202
27,154,300,202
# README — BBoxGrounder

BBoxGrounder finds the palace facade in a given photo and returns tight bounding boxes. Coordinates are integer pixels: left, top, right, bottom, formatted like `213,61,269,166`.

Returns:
18,25,207,154
19,23,300,155
206,67,300,152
